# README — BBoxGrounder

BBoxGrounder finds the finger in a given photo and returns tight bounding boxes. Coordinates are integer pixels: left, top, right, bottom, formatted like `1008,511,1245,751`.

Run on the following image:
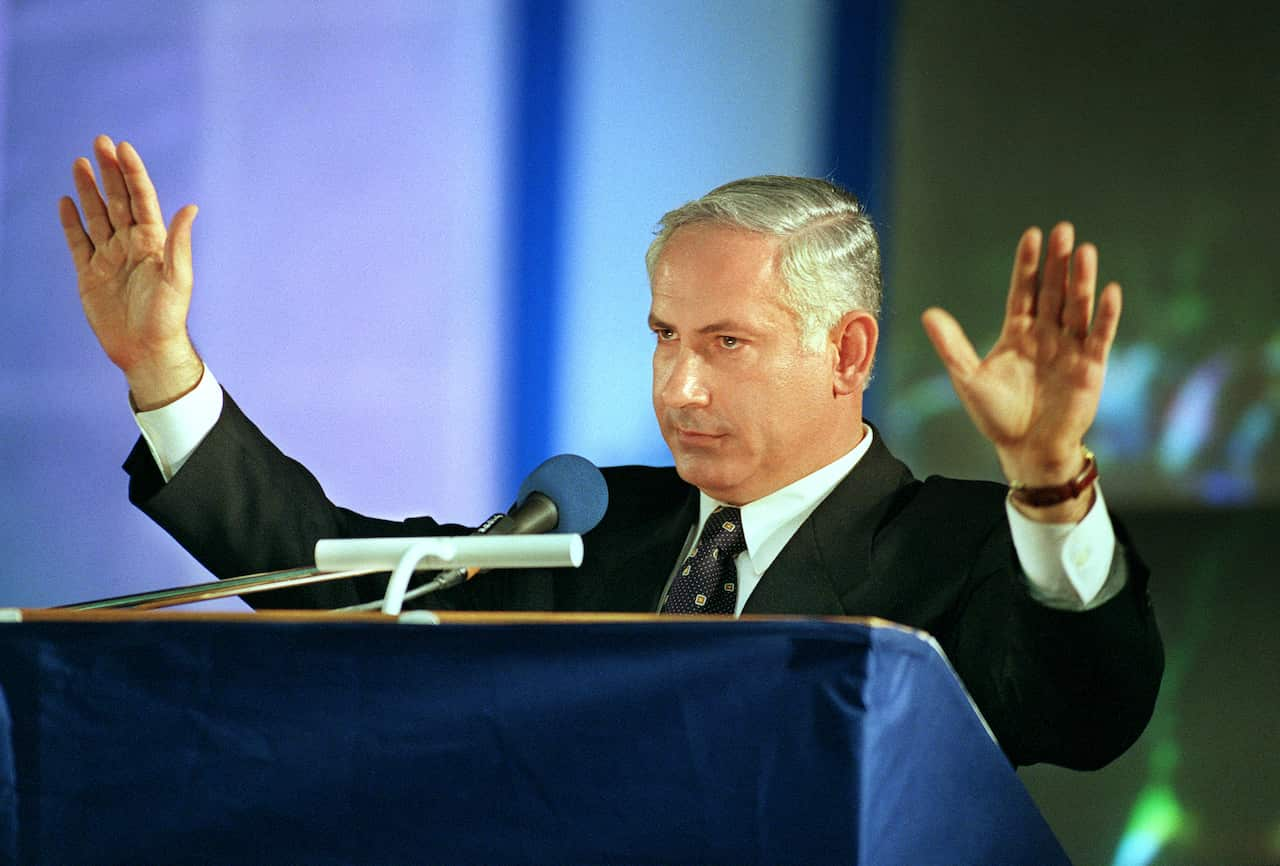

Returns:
1004,226,1042,327
115,140,166,226
1062,242,1097,337
58,196,95,272
93,134,134,232
1035,221,1074,327
921,307,981,380
1086,282,1122,362
164,204,199,289
117,141,165,226
71,156,113,246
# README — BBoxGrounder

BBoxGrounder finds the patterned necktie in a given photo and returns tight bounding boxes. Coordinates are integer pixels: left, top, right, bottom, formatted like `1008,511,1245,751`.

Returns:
661,506,747,615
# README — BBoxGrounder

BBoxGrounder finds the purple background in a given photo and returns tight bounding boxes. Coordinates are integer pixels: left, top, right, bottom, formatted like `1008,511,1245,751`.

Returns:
0,1,834,608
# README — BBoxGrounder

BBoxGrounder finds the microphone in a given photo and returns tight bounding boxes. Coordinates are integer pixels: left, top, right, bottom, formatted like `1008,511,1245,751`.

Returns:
440,451,612,540
436,453,609,584
510,452,610,534
324,454,609,609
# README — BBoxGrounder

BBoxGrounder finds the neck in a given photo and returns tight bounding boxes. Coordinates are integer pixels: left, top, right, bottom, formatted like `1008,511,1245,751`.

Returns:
720,422,868,506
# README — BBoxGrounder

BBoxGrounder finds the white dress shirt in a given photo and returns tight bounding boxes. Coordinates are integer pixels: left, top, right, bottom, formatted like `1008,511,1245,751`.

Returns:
652,428,1123,615
135,370,1123,615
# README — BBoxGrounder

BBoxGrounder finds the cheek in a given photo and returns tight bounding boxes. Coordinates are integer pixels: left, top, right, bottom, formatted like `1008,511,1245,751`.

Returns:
651,353,675,423
762,361,832,427
776,349,833,395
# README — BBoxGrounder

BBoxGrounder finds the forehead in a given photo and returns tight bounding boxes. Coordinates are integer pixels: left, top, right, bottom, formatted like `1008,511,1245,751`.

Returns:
648,224,792,324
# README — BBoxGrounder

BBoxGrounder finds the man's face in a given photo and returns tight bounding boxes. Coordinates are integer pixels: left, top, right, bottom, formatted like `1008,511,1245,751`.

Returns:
649,223,847,505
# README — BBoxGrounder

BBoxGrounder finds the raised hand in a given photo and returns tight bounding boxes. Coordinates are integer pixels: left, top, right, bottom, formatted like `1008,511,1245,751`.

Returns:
921,223,1121,521
59,135,202,410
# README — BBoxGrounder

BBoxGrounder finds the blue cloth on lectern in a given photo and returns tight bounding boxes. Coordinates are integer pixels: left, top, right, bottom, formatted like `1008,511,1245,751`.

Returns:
0,618,1067,864
0,684,17,865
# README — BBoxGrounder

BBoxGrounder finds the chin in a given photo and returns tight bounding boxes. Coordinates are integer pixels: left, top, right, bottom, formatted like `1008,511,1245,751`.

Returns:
672,457,745,502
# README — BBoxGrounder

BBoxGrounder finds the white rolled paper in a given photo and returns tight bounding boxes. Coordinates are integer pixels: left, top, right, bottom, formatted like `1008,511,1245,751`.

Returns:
314,534,584,573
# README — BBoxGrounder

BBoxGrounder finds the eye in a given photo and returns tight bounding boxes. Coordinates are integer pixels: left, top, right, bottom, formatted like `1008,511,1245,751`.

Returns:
719,336,741,349
653,327,676,342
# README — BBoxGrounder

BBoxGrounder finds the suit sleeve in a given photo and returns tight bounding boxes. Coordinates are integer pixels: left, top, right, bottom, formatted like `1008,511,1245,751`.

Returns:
125,389,488,610
942,506,1164,769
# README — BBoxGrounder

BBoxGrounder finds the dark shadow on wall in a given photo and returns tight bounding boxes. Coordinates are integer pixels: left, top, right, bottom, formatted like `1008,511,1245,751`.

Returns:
1020,506,1280,866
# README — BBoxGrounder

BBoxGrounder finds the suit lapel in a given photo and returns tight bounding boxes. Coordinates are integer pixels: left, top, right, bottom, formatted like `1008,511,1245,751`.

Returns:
581,482,699,612
742,430,915,615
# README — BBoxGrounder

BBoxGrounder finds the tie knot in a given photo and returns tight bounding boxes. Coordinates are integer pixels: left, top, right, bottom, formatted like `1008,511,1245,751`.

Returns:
699,506,746,558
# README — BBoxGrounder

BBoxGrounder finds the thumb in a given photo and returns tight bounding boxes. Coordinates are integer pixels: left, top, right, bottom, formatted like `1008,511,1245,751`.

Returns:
165,204,199,289
921,307,980,379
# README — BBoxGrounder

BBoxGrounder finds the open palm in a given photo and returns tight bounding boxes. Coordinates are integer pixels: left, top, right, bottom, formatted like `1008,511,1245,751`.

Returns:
922,223,1121,488
59,136,201,406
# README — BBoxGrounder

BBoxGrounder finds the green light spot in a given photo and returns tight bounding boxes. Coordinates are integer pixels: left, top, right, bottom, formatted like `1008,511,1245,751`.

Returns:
1127,785,1184,840
1113,785,1189,866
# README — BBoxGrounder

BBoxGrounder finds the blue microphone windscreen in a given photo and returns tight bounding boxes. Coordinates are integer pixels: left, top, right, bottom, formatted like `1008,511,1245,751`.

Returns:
515,454,609,534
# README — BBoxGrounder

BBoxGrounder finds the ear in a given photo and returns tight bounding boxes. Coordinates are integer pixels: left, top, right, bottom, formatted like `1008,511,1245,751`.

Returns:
829,311,878,396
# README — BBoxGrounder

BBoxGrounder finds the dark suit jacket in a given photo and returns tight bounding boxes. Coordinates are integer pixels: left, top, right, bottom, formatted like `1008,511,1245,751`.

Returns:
126,391,1163,769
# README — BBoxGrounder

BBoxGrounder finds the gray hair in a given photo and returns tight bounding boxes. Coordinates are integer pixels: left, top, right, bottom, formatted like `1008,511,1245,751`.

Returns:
646,175,882,352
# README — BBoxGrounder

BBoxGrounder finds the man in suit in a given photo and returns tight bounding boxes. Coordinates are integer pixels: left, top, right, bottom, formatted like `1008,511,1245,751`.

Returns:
61,136,1161,769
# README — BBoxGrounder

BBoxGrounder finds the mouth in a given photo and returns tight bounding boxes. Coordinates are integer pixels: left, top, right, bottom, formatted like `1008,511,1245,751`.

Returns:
673,427,726,445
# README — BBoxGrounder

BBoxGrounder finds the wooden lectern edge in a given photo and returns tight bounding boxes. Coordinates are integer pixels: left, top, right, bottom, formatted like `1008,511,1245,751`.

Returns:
1,607,925,637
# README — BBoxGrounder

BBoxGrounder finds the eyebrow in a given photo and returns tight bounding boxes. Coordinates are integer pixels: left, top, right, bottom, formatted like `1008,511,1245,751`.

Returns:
646,314,756,335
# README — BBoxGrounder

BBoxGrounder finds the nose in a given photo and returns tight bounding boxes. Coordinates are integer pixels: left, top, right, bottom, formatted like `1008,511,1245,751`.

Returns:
658,347,711,409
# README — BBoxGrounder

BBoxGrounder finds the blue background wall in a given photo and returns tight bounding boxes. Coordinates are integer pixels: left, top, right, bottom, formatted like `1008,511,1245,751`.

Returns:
1,0,885,609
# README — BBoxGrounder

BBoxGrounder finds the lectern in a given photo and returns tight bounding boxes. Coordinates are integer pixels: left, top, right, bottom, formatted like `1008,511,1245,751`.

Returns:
0,611,1068,864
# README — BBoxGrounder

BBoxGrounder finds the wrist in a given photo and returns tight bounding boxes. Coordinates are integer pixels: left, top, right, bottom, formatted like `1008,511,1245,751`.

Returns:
1009,484,1095,524
1005,446,1098,524
125,344,204,412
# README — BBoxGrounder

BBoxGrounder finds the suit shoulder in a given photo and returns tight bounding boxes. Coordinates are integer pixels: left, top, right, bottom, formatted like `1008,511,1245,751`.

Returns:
600,464,688,502
917,474,1008,504
883,474,1009,535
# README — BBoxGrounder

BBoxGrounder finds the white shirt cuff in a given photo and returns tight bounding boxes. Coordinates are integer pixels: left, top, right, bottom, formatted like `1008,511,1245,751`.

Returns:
1006,483,1117,609
133,367,224,482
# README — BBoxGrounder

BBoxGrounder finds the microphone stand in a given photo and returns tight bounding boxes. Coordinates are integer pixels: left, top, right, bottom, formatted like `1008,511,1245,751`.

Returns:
58,534,584,613
58,567,381,611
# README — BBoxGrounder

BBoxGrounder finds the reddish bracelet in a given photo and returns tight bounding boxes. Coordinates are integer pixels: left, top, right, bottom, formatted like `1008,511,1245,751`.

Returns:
1009,448,1098,507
